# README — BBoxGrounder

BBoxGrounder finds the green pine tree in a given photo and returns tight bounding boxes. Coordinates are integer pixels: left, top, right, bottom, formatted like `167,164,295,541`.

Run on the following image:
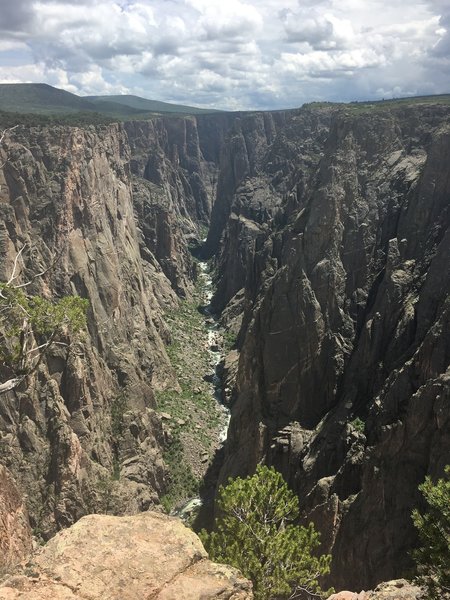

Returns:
200,465,333,600
412,466,450,599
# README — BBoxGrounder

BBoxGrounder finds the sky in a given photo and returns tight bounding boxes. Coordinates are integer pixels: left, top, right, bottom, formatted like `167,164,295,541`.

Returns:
0,0,449,110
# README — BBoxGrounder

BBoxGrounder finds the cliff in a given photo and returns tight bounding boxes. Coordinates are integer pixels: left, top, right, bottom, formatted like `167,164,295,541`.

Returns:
211,103,450,589
0,111,238,540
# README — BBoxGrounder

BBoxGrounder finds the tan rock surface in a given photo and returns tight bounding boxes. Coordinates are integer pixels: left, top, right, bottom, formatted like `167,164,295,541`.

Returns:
0,512,253,599
0,465,33,572
327,579,423,600
365,579,423,599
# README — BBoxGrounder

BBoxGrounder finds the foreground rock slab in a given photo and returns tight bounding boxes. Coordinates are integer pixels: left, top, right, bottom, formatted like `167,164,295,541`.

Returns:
0,512,252,599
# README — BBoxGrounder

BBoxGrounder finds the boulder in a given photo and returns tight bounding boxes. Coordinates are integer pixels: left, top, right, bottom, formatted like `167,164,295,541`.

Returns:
0,512,252,599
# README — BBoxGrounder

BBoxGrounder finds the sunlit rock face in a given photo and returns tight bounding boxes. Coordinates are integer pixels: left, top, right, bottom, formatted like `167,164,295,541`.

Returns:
0,512,253,599
0,465,33,572
0,113,235,538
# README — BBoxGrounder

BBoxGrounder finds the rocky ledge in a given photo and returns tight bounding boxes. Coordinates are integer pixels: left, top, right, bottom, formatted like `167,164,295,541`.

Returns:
0,512,252,599
328,579,423,600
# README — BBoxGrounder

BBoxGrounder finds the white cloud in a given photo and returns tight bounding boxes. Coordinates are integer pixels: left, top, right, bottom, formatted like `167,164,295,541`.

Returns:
0,0,447,109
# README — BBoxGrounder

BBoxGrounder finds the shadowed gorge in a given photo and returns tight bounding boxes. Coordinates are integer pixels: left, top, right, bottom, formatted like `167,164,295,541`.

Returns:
0,96,449,595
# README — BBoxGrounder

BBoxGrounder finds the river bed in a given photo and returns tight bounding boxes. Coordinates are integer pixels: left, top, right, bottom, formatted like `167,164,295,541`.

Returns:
171,260,230,520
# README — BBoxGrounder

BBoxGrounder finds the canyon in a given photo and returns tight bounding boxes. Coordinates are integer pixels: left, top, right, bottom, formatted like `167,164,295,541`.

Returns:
0,98,449,594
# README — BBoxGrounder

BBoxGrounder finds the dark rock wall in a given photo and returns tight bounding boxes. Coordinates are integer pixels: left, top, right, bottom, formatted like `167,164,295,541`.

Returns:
213,104,450,590
125,114,234,228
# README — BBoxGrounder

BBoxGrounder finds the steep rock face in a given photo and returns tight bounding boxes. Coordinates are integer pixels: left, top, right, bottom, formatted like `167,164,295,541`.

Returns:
0,512,253,599
207,108,333,310
0,123,181,537
124,115,235,295
125,114,234,226
214,104,450,589
0,465,33,572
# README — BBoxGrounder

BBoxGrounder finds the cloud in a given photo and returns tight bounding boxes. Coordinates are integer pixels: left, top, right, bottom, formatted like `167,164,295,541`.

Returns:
0,0,447,109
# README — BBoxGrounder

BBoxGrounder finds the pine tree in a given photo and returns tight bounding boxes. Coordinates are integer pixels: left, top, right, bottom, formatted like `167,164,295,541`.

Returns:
200,465,333,600
412,466,450,599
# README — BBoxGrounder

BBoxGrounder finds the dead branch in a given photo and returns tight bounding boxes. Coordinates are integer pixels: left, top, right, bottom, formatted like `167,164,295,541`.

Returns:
0,376,25,394
6,244,27,286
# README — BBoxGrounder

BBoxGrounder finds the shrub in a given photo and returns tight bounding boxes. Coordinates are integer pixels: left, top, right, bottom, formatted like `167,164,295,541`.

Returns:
412,466,450,599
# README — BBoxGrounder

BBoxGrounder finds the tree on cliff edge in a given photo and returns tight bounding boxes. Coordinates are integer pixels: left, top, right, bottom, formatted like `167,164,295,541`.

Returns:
412,466,450,599
200,465,332,600
0,246,88,394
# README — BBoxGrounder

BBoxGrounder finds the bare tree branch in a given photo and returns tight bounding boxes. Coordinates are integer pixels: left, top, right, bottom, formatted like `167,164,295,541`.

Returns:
6,244,27,286
0,377,25,394
15,248,63,289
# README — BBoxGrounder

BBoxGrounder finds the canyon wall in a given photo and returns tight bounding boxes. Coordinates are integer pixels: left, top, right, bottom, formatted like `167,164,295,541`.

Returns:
212,103,450,590
0,114,231,538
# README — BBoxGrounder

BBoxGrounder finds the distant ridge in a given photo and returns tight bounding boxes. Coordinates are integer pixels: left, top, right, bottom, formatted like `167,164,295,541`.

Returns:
0,83,225,119
86,94,222,115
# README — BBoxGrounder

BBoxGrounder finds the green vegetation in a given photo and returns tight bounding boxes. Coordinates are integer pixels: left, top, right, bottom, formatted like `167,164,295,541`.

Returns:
349,417,365,434
200,465,333,600
156,274,225,512
86,93,222,115
0,280,88,392
160,434,199,513
412,466,450,599
305,94,450,115
110,391,128,438
0,109,116,129
0,83,225,126
223,329,237,352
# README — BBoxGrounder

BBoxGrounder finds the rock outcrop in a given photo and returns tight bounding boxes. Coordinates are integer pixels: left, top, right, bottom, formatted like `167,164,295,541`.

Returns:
0,512,253,599
211,103,450,589
0,466,33,573
328,579,423,599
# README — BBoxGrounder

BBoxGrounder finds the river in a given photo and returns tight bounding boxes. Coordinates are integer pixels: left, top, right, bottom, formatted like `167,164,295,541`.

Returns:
171,260,230,520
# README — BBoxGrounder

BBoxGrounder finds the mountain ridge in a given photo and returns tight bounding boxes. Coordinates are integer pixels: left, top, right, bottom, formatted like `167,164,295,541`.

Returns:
0,82,225,117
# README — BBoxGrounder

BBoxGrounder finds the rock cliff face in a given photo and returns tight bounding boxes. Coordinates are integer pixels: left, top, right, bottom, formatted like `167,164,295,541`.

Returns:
0,112,237,540
124,114,234,295
211,103,450,590
0,122,188,537
0,465,33,573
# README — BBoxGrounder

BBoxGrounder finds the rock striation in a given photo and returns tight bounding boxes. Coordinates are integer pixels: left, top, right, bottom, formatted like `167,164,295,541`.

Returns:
0,512,253,599
0,465,33,573
0,113,236,538
0,123,181,537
